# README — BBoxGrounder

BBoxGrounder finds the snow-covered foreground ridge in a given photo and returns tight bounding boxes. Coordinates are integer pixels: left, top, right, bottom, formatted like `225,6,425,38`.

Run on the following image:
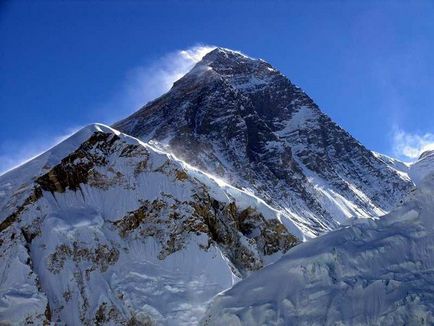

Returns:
0,124,299,325
202,158,434,326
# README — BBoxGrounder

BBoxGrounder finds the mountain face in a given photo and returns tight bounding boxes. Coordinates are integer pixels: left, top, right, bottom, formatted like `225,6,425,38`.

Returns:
114,47,412,237
0,124,297,325
202,162,434,326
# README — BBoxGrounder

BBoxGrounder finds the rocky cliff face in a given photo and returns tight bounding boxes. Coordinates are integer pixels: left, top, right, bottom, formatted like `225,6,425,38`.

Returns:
114,47,413,237
0,124,297,325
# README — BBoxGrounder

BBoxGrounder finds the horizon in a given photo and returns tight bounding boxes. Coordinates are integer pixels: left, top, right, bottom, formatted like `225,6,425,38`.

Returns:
1,1,434,174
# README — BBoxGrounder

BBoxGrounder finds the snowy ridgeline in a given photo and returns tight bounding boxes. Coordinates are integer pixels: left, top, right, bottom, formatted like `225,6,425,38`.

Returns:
0,124,298,325
202,154,434,325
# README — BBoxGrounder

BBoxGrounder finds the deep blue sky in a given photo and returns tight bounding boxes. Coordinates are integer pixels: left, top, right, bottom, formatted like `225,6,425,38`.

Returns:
1,0,434,173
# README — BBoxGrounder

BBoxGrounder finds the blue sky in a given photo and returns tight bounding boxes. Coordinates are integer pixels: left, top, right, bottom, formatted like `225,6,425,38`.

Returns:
1,0,434,173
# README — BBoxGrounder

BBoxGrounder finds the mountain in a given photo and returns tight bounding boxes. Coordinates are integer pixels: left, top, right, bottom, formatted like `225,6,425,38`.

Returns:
114,47,413,237
202,159,434,326
0,47,419,325
0,124,298,325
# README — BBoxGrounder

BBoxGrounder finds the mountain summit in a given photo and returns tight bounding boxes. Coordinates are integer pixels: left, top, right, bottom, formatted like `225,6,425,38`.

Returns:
114,47,412,237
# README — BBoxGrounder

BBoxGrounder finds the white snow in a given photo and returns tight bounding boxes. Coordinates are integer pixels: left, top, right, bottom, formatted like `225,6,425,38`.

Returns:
409,150,434,186
202,166,434,325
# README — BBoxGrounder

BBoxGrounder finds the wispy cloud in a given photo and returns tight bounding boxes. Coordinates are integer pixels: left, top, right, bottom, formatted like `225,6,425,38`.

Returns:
97,44,216,123
392,127,434,161
0,45,215,175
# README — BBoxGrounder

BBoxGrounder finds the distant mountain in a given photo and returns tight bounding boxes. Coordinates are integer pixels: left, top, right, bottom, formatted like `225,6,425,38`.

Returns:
114,47,413,237
202,154,434,326
0,124,297,325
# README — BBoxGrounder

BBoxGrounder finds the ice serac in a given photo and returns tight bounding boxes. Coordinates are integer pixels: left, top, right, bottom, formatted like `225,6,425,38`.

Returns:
114,47,413,237
201,162,434,326
0,124,298,325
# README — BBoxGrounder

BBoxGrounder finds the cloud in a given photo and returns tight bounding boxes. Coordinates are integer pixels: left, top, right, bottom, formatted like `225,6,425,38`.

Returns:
97,44,216,123
392,128,434,161
0,127,80,176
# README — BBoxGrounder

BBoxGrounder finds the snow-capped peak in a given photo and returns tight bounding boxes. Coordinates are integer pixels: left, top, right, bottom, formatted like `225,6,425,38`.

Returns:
193,47,281,92
203,47,252,61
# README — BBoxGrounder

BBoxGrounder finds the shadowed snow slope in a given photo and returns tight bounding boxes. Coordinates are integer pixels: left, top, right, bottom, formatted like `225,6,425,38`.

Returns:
0,124,298,325
201,161,434,325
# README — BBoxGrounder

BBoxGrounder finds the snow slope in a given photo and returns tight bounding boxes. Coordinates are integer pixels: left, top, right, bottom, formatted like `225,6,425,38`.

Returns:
0,124,298,325
410,150,434,186
202,158,434,326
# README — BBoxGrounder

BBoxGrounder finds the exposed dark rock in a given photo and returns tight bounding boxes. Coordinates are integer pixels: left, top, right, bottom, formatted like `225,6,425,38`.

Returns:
0,187,42,233
114,199,166,238
48,243,120,274
113,189,297,276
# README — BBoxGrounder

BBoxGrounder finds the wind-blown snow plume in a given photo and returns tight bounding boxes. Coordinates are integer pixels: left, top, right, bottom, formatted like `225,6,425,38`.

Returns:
393,127,434,160
126,45,216,105
98,44,216,123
